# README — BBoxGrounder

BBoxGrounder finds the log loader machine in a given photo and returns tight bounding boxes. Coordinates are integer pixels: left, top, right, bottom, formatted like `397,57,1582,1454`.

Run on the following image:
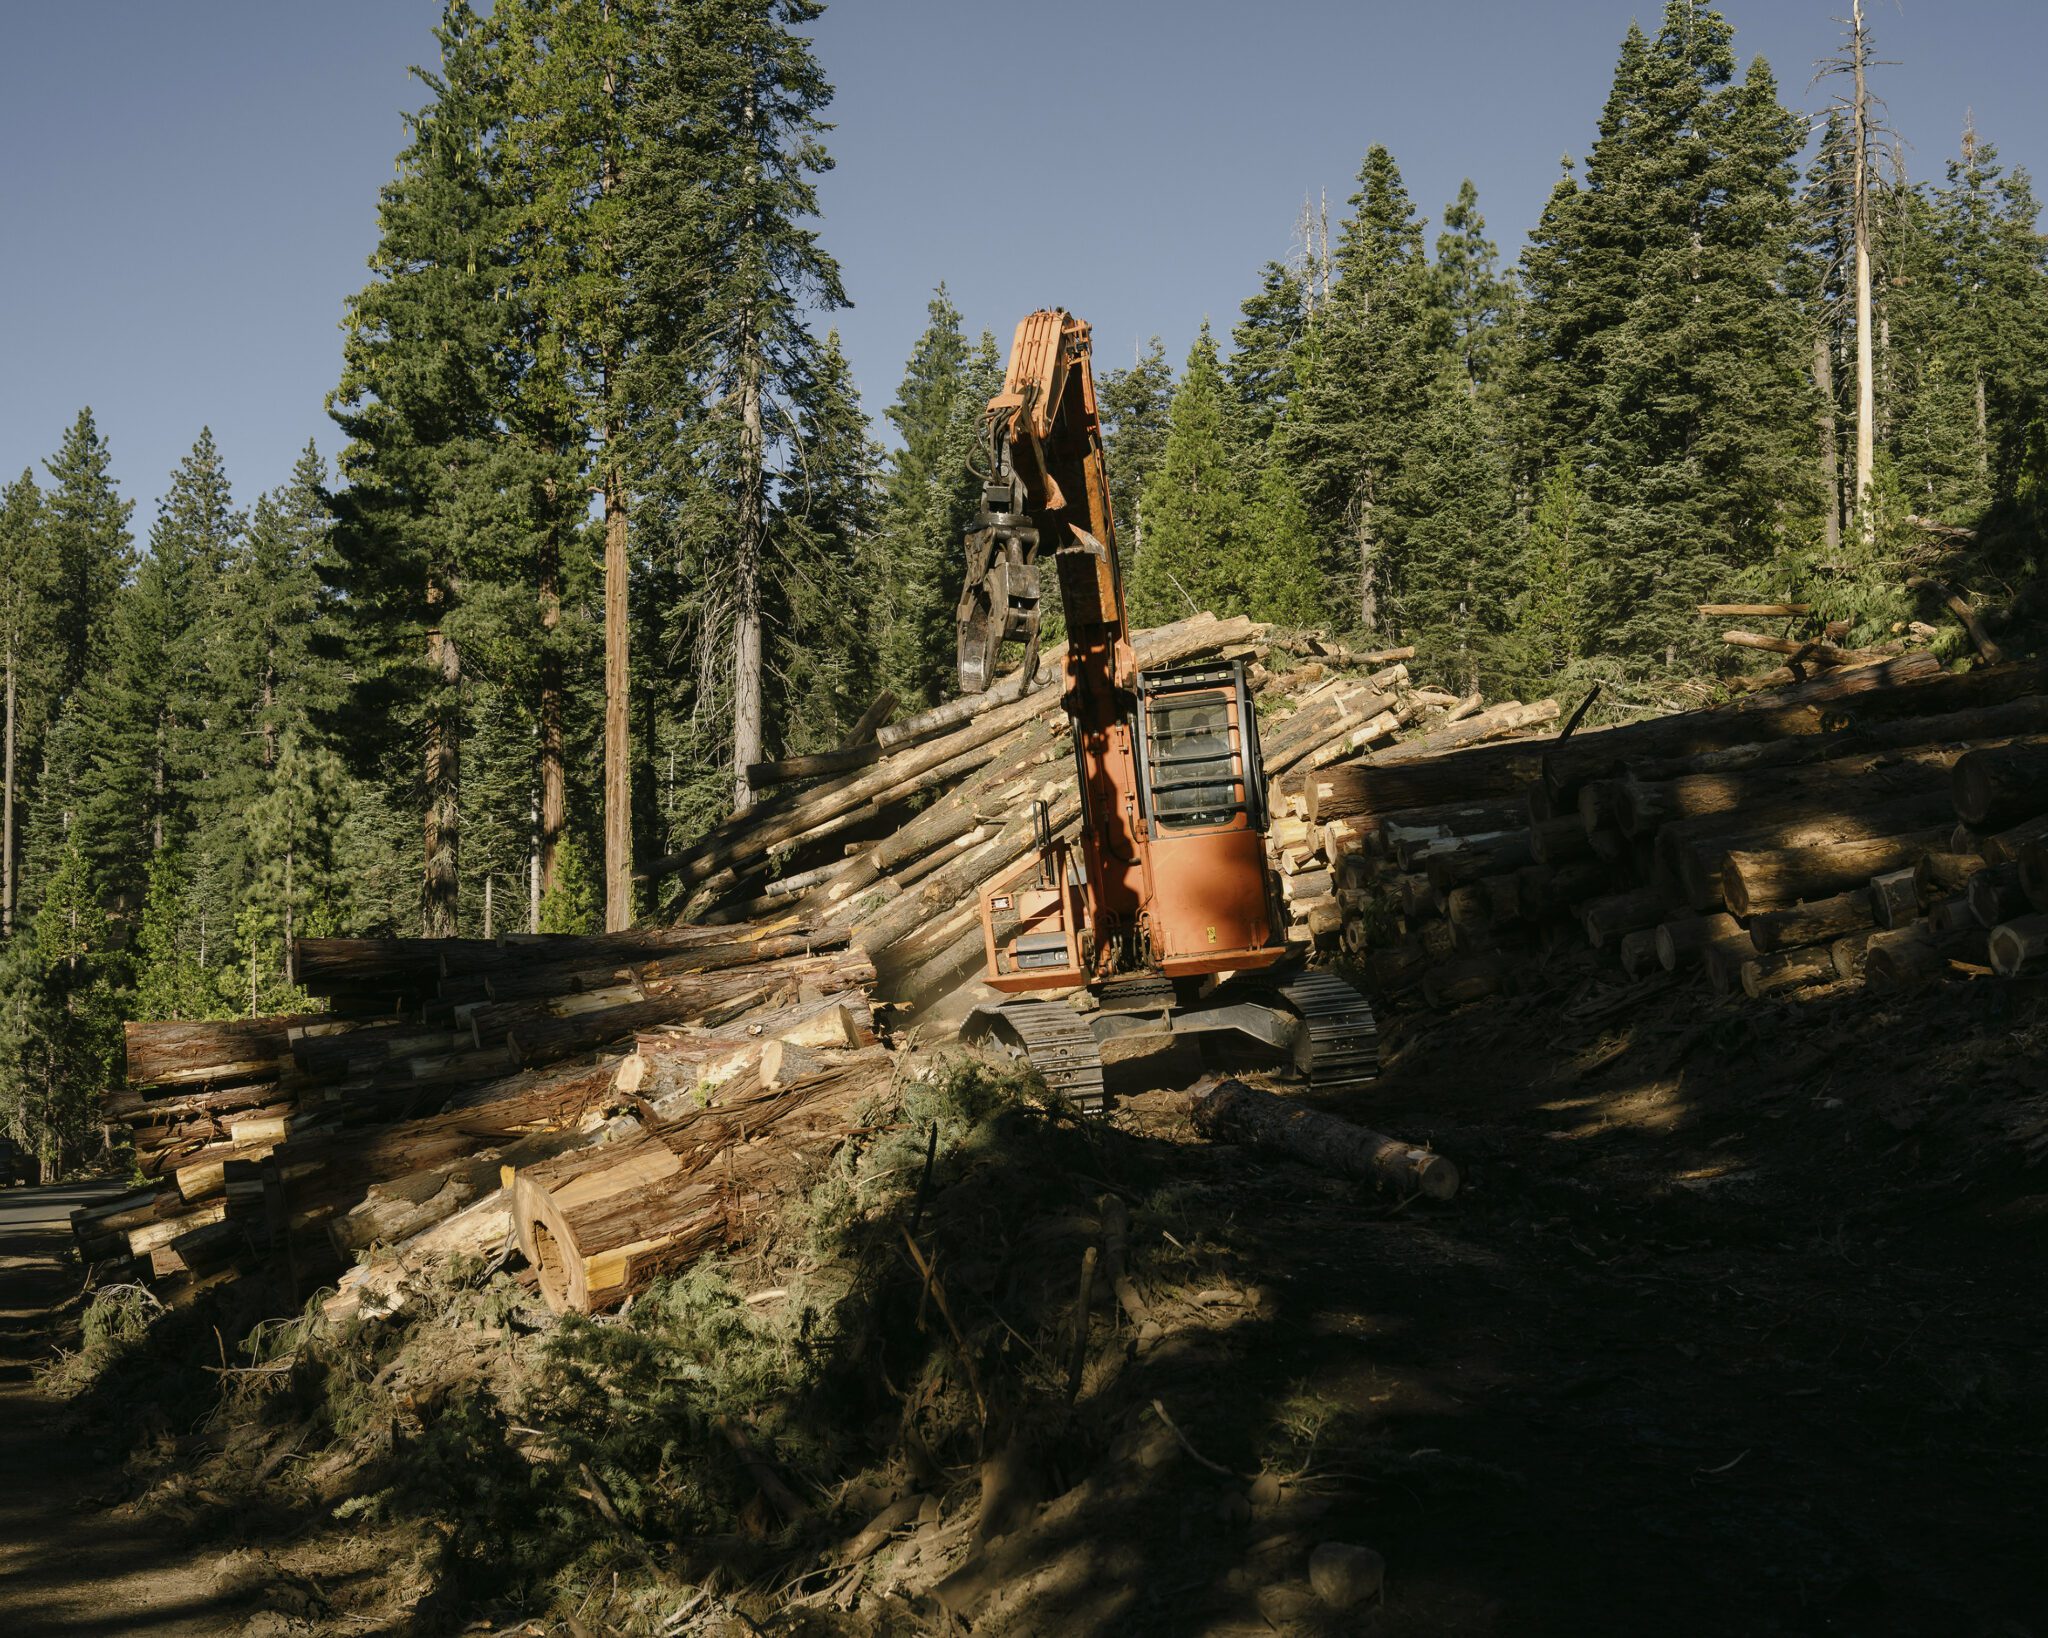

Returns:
955,309,1377,1108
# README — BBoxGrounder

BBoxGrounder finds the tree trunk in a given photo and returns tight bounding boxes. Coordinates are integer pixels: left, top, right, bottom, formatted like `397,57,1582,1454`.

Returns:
1850,0,1876,530
602,459,631,933
1191,1077,1457,1198
423,614,460,940
2,636,14,938
1721,826,1950,917
1746,889,1872,954
539,490,566,898
732,339,766,814
1816,329,1841,555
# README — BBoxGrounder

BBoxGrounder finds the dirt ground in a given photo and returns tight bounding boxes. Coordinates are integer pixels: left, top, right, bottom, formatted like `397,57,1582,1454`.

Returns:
0,1197,267,1637
6,961,2048,1636
1090,962,2048,1636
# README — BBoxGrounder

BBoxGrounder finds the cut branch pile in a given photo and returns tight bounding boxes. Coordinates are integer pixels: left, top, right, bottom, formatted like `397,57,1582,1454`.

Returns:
1319,654,2048,1011
77,923,885,1316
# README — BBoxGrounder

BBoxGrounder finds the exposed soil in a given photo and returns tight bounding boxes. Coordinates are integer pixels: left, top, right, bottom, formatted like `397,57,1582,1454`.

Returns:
0,1197,262,1637
1089,962,2048,1635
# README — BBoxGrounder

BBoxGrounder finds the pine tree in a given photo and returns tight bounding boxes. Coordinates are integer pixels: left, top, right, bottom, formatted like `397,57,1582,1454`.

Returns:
0,470,58,939
1432,180,1513,399
1274,144,1438,633
72,431,242,907
1226,265,1309,445
870,289,985,711
1097,337,1175,555
623,0,848,827
1498,465,1597,696
776,329,878,752
327,1,513,937
40,409,134,697
1129,327,1258,626
496,0,645,922
0,837,122,1176
1512,3,1814,669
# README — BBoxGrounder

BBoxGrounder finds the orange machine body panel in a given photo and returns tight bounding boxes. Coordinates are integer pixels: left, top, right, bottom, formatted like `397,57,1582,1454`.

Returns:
966,309,1288,994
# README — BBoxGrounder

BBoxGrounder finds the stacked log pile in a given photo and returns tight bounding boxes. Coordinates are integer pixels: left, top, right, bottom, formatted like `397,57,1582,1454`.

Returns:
73,616,1524,1313
75,924,886,1316
1316,655,2048,1010
662,613,1524,1006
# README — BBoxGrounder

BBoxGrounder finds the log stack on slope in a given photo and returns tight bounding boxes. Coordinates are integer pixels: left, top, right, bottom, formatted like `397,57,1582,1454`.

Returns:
1318,657,2048,1011
76,922,886,1317
661,615,1509,1008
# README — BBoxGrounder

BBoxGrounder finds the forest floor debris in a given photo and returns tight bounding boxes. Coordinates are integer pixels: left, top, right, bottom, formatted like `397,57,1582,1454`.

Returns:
15,960,2048,1635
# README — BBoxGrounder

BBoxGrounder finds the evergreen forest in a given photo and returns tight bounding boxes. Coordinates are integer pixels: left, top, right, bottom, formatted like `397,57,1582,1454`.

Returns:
5,0,2047,1175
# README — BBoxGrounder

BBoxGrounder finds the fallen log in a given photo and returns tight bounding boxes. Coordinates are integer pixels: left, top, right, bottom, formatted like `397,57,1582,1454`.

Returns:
1190,1078,1457,1199
1579,889,1668,950
1951,744,2048,829
1967,864,2029,930
1746,890,1873,954
1866,926,1990,987
2022,838,2048,913
1741,946,1837,1000
1721,828,1952,917
1868,867,1922,929
1830,927,1878,981
1655,912,1740,972
1988,915,2048,977
513,1049,891,1313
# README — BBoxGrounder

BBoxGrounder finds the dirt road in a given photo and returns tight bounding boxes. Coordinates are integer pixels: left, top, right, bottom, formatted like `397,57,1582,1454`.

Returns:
0,1183,254,1637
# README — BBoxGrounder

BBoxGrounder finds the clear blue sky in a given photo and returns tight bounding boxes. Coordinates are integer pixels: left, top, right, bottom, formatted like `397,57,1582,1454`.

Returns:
2,1,2042,523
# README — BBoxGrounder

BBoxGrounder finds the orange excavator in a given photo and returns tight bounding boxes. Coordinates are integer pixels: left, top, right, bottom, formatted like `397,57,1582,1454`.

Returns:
956,309,1376,1107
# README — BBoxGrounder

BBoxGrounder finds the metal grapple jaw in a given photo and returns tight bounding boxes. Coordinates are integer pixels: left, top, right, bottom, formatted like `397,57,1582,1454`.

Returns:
956,454,1043,695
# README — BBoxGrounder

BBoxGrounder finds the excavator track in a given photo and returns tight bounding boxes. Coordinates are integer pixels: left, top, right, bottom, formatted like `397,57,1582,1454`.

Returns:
961,999,1108,1112
1265,968,1380,1093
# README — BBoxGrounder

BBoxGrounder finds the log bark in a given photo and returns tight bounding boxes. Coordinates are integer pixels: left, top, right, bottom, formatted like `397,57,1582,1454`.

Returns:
1655,912,1741,971
1988,914,2048,977
1866,926,1989,987
1830,927,1878,980
1580,889,1668,950
1721,828,1951,916
2021,838,2048,913
1966,863,2029,930
1951,744,2048,829
1664,793,1955,911
1191,1078,1457,1199
1746,890,1873,953
1424,832,1533,892
513,1050,889,1312
1980,812,2048,866
1740,947,1838,1000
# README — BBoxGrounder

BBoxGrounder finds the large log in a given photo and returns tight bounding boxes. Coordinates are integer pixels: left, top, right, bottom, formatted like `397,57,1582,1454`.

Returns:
513,1049,891,1313
1663,792,1956,911
1951,744,2048,829
1190,1078,1457,1199
1613,751,1974,838
2022,838,2048,913
1655,912,1740,971
1746,890,1873,953
123,1014,368,1091
1307,740,1557,826
1740,947,1838,1000
1721,827,1953,917
1988,915,2048,977
1625,694,2048,785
